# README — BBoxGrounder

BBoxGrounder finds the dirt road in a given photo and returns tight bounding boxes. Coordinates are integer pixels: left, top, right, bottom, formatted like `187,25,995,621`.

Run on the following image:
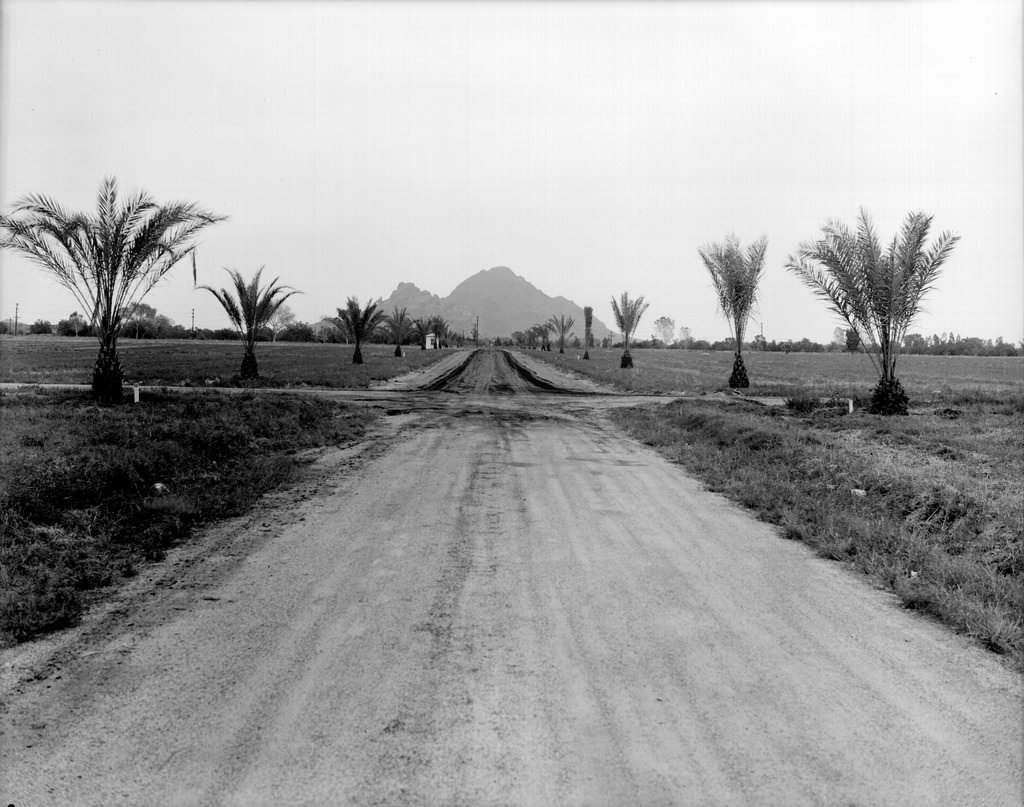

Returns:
1,350,1021,806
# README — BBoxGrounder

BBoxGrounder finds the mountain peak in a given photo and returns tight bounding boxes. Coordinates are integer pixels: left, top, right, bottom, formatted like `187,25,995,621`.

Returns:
379,267,610,339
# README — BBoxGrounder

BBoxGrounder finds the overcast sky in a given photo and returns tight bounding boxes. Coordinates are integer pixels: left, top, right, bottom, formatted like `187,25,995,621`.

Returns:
1,0,1021,343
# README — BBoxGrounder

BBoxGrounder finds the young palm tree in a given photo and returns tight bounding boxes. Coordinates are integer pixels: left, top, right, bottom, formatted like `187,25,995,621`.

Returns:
698,234,768,388
610,292,650,368
427,314,448,348
786,209,958,414
0,177,224,402
199,267,300,379
411,317,430,350
547,314,576,354
336,297,385,364
384,306,412,357
582,306,593,359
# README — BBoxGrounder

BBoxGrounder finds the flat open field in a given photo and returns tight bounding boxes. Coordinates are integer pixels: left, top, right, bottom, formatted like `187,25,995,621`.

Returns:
530,347,1024,399
0,337,458,388
4,338,1020,400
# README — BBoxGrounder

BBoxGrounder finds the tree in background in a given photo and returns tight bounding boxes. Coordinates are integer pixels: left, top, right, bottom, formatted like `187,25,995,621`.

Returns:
698,234,767,388
411,317,430,350
678,325,692,349
56,311,88,337
427,314,448,348
0,177,225,402
266,304,296,342
786,209,958,414
28,319,52,335
582,306,593,359
548,314,575,354
652,316,675,347
845,327,861,354
384,306,412,357
199,267,300,378
127,302,159,338
537,321,553,351
610,292,650,368
336,297,385,364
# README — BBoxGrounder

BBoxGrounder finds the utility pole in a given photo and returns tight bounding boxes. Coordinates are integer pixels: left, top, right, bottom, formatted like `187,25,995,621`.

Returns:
14,303,18,336
191,308,195,337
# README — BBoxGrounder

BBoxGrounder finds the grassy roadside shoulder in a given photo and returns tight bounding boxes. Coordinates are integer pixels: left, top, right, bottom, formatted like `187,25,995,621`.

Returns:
610,398,1024,669
0,389,377,645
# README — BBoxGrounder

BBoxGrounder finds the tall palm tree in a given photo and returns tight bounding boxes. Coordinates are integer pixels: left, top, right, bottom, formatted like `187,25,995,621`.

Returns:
198,267,300,378
786,209,958,414
411,317,430,350
336,297,385,364
384,306,412,357
548,314,576,354
610,292,649,368
582,306,593,359
0,177,224,402
698,234,767,388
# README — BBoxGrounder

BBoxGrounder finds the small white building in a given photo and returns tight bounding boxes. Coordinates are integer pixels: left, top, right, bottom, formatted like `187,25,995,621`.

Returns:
425,332,437,349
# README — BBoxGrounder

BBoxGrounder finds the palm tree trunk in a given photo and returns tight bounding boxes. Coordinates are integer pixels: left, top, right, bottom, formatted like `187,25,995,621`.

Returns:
620,334,633,368
353,340,364,364
240,348,258,379
92,335,124,404
728,353,749,388
394,344,402,357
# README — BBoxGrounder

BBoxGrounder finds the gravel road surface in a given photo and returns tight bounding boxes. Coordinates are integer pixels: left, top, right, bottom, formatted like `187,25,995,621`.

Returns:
1,350,1020,806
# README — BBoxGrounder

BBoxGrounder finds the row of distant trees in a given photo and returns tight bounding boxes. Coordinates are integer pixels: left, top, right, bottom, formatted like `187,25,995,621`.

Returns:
10,306,1020,359
636,319,1021,357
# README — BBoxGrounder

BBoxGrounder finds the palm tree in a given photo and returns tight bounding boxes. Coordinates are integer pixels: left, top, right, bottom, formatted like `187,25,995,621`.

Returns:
198,267,300,379
698,234,767,388
336,297,385,364
0,177,224,402
411,317,430,350
427,314,448,348
786,209,958,414
548,314,576,354
610,292,649,368
384,306,412,357
582,306,593,359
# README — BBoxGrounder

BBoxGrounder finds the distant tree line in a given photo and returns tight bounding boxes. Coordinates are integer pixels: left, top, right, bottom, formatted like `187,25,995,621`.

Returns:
10,312,1021,358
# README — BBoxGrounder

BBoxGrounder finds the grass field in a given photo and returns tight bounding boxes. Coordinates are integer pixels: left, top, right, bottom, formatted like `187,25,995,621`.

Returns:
0,337,459,388
530,347,1023,400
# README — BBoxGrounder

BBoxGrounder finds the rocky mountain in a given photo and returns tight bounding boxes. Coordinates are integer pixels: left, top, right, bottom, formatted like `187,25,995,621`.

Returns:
377,266,612,341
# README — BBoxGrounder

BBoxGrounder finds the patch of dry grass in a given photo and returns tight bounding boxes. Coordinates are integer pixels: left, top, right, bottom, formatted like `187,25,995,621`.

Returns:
0,388,376,644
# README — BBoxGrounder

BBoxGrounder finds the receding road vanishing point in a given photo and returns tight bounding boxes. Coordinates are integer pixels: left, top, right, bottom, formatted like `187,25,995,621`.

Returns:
1,350,1021,806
